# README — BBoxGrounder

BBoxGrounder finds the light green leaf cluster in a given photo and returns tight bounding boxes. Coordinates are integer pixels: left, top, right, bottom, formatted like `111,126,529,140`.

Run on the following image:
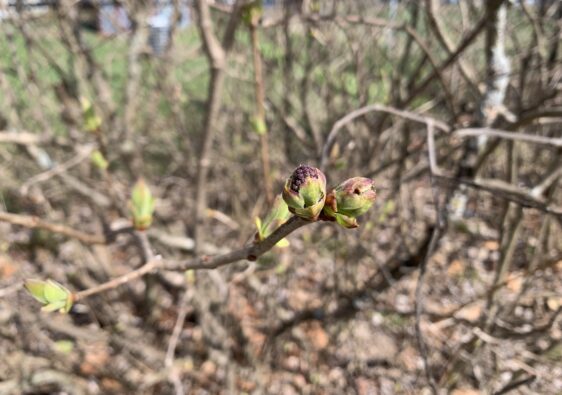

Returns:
24,279,73,313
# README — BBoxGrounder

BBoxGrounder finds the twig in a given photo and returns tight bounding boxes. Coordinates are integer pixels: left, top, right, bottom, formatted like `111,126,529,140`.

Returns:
0,211,106,245
20,143,96,195
0,131,43,145
250,13,274,204
454,128,562,147
414,122,442,395
74,216,308,301
493,374,536,395
434,175,562,218
320,103,450,169
0,281,23,298
192,0,243,254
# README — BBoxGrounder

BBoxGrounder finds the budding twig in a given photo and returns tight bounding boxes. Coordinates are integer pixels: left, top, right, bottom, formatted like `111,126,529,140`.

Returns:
73,216,309,301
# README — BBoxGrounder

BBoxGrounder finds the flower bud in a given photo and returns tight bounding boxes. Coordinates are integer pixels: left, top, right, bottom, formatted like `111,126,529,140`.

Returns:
282,165,326,221
322,177,376,228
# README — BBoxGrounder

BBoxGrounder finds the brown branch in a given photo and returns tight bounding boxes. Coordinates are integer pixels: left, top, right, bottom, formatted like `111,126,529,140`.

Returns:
320,103,450,169
20,143,96,195
424,0,481,97
0,131,43,145
406,1,505,106
250,14,274,204
192,0,244,254
0,211,106,245
434,175,562,218
74,216,309,301
454,128,562,147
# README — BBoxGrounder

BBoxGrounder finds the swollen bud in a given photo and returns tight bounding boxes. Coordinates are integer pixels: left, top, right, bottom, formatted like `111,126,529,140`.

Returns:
282,165,326,221
130,179,156,231
322,177,376,228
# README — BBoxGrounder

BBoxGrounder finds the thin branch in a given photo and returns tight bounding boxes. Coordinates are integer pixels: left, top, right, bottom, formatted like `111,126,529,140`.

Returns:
0,131,43,145
434,175,562,218
165,288,193,367
20,143,96,194
415,122,442,395
74,216,308,301
250,14,273,204
320,103,450,169
0,211,106,245
454,128,562,147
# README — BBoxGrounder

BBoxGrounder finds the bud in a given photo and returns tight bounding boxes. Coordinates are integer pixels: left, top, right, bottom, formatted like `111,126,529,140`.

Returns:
130,179,156,231
282,165,326,221
24,279,73,313
255,194,291,246
91,150,108,170
322,177,376,228
81,97,102,133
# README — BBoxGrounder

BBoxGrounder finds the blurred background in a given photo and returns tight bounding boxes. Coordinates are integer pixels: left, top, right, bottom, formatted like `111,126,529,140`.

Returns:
0,0,561,394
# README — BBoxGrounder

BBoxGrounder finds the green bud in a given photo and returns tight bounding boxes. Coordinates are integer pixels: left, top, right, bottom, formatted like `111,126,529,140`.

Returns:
91,150,108,170
322,177,376,228
256,194,291,245
282,165,326,221
251,115,267,135
24,279,73,313
81,97,102,133
130,179,156,231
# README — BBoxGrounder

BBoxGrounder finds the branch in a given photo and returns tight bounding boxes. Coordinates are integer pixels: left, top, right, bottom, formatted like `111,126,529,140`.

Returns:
0,211,106,245
454,128,562,147
320,103,450,169
434,175,562,218
20,143,96,195
0,131,43,145
73,216,309,301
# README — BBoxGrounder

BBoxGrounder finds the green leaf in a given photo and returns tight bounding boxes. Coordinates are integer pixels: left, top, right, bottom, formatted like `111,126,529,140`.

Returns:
275,238,290,248
54,340,74,354
91,150,108,170
26,279,73,313
252,115,267,135
130,179,156,230
255,216,264,240
24,279,48,303
42,300,67,312
81,97,102,133
44,280,69,304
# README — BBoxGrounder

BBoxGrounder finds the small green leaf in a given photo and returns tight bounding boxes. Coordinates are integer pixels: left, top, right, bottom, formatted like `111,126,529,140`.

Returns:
81,97,102,133
130,179,156,230
255,216,264,240
24,279,48,303
25,279,73,313
275,238,290,248
251,115,267,135
91,150,108,170
54,340,74,354
44,280,69,303
42,300,66,312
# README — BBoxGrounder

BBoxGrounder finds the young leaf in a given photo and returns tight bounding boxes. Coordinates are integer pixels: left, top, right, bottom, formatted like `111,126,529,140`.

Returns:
81,97,102,133
44,280,69,303
130,179,156,230
91,150,109,170
42,300,67,312
24,279,49,304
